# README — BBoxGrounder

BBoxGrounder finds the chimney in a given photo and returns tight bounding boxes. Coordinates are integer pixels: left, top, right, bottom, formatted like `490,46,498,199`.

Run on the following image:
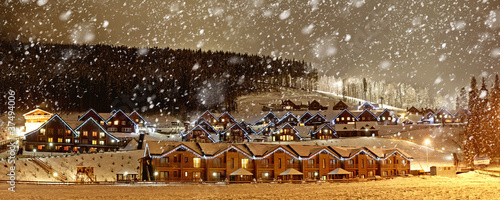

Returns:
137,133,145,150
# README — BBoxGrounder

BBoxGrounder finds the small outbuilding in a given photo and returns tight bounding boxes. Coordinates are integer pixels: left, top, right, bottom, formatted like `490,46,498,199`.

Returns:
430,166,456,178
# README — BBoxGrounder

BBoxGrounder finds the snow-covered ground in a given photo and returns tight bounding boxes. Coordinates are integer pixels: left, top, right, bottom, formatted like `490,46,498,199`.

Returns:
1,172,498,199
0,150,143,182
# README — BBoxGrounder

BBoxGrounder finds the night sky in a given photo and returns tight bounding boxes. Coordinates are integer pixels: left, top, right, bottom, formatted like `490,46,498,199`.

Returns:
1,0,499,99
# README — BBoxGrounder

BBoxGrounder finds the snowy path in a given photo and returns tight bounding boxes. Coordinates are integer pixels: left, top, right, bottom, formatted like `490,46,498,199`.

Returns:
2,172,498,199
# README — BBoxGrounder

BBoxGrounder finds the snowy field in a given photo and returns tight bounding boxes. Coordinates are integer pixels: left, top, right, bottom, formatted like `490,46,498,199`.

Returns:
1,172,499,199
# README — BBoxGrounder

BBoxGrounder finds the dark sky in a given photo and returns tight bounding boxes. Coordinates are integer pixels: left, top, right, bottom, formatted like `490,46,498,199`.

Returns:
1,0,499,99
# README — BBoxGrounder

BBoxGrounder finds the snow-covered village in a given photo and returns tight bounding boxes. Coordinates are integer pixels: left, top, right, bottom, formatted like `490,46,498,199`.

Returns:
1,0,500,199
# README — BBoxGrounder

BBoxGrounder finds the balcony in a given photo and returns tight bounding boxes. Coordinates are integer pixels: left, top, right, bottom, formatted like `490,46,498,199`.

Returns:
306,164,319,169
345,164,358,168
259,164,274,168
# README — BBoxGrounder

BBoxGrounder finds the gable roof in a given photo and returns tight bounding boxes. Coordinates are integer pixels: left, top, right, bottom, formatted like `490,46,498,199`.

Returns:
218,111,237,122
194,110,218,123
182,124,217,143
332,100,349,110
105,110,137,126
74,118,120,141
78,108,105,122
433,107,455,118
129,110,148,123
357,109,379,121
279,112,299,122
310,124,337,137
303,113,327,124
298,111,313,122
222,123,252,141
275,123,302,139
332,109,358,122
25,114,78,137
23,108,53,116
146,142,204,158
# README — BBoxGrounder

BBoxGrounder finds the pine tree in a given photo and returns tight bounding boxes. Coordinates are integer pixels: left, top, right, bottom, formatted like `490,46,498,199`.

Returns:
464,76,479,166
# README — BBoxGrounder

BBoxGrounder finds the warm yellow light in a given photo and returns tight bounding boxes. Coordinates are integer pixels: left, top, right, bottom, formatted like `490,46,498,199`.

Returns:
424,139,431,146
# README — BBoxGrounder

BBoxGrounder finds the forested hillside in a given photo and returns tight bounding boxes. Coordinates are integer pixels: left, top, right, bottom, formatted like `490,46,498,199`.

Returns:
0,41,317,119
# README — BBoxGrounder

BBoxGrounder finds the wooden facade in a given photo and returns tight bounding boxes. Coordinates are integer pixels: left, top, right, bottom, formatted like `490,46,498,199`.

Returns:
433,108,456,124
277,112,299,126
308,100,327,110
273,123,301,141
332,101,349,110
129,111,147,127
23,108,54,133
140,142,413,181
195,111,218,125
220,124,251,143
24,114,120,153
217,112,237,129
74,118,120,152
310,124,337,140
106,110,137,133
254,112,279,125
377,109,398,125
303,113,327,126
24,114,76,152
78,109,105,125
182,124,216,143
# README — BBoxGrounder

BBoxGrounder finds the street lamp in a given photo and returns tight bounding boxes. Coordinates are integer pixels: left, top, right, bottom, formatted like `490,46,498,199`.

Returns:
33,149,36,157
424,139,431,172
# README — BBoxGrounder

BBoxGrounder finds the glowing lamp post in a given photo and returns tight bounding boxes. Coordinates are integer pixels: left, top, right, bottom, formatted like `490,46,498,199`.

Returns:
424,139,431,172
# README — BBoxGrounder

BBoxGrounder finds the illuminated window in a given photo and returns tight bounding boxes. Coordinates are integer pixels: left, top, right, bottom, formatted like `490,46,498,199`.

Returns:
193,158,201,168
58,138,62,143
341,117,345,120
83,131,88,136
114,120,119,125
92,140,97,145
108,121,111,125
241,159,249,168
99,141,104,145
382,117,386,120
388,117,392,120
66,130,71,135
40,129,46,135
221,118,225,122
65,138,71,143
336,118,339,121
100,132,105,138
121,121,126,125
100,121,104,125
92,131,97,137
135,119,139,122
48,138,53,142
347,117,350,120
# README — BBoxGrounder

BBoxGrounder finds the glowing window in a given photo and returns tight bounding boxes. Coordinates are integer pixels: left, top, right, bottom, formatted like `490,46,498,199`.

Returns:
99,141,104,145
92,131,97,137
65,138,71,143
193,158,201,168
92,140,97,145
58,138,62,143
114,121,119,125
241,159,249,168
48,138,53,142
83,131,88,136
100,132,105,138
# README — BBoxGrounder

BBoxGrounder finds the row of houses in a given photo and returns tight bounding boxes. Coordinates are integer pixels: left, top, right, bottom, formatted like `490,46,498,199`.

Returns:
184,108,399,143
140,142,413,182
22,108,149,153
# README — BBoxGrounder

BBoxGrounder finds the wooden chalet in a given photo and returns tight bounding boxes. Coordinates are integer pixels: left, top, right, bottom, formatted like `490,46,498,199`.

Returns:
298,111,313,124
24,114,77,152
308,100,327,110
421,111,435,124
78,109,106,125
238,121,256,135
357,101,379,111
74,118,120,152
217,111,237,129
182,124,217,143
141,142,205,181
273,123,302,141
105,110,137,133
129,111,147,127
310,124,337,140
277,112,299,126
23,108,54,133
281,99,301,110
433,107,456,124
366,147,412,176
253,111,279,125
332,100,349,110
220,123,251,143
331,109,357,137
407,106,420,115
376,109,398,125
140,142,413,182
303,113,327,127
255,123,275,136
195,111,218,125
